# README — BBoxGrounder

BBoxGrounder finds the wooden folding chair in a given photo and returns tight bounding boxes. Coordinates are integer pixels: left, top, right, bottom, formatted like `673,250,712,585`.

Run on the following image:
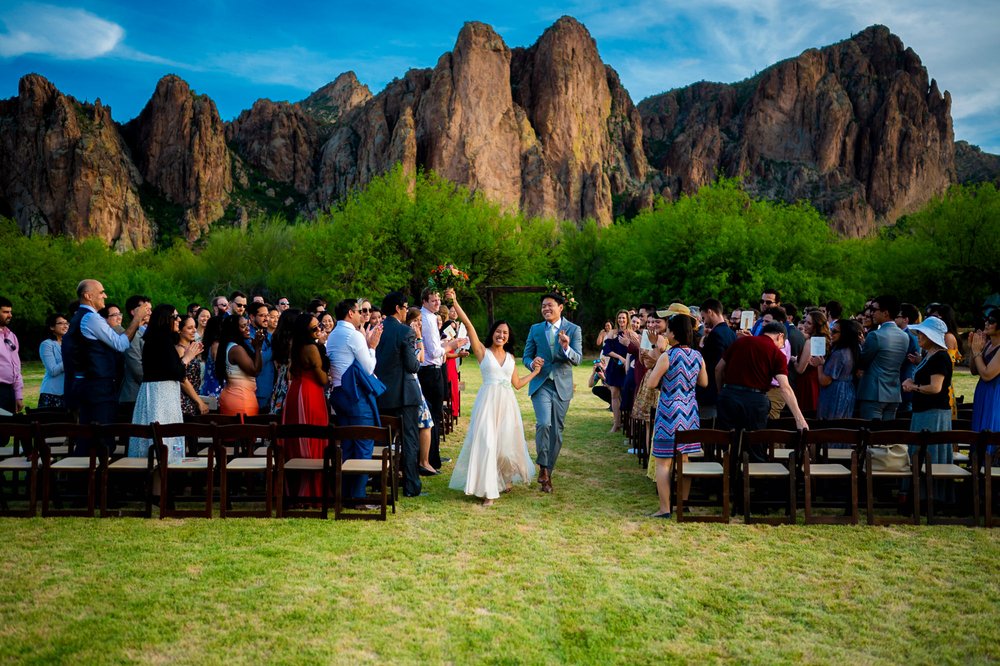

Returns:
864,430,920,525
982,431,1000,528
378,414,402,502
39,422,101,517
274,423,333,518
917,429,978,526
152,422,217,518
801,428,860,525
741,429,798,525
185,413,243,457
674,429,732,523
98,423,157,517
214,422,277,518
332,425,393,520
0,420,39,516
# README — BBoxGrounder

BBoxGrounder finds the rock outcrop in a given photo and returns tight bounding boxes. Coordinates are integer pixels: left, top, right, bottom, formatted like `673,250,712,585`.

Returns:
300,72,373,126
955,140,1000,186
639,25,955,236
316,17,648,225
227,99,319,194
0,74,153,249
123,75,232,240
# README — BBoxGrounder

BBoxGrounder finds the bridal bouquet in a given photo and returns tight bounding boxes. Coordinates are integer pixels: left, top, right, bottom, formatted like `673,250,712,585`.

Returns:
429,262,470,302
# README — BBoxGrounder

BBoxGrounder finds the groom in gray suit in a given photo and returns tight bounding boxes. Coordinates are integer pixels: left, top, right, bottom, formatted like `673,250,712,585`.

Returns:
523,292,582,493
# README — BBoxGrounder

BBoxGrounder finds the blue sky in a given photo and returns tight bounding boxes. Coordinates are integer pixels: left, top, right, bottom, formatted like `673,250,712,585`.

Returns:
2,0,998,152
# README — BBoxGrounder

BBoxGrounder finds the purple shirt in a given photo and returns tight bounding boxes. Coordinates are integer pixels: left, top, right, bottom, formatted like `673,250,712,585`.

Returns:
0,326,23,400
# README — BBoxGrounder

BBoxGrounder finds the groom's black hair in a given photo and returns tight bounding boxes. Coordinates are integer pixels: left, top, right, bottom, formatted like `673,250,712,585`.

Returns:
487,320,515,353
541,292,565,306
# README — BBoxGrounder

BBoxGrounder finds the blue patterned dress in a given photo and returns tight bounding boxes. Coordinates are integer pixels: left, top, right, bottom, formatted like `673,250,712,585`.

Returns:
652,346,703,459
817,348,856,420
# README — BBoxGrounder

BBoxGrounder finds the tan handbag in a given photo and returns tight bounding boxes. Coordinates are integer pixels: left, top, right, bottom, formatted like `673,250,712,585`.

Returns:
868,444,911,473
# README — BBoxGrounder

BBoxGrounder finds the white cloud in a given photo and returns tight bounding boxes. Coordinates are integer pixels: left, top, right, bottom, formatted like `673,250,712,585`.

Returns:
209,46,412,94
0,3,124,59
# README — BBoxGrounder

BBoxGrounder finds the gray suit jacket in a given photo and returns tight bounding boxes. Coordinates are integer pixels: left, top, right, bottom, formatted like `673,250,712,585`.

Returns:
857,322,909,403
524,319,582,401
118,334,143,402
375,317,422,410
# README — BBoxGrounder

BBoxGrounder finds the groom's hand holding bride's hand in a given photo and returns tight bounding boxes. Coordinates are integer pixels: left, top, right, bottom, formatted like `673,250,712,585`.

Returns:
532,357,545,371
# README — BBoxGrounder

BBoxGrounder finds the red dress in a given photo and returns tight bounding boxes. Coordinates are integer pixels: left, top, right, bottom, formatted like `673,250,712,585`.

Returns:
794,364,820,413
281,371,329,498
446,356,461,418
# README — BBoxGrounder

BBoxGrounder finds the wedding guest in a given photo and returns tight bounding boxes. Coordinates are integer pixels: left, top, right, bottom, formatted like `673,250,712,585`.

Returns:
276,297,291,313
319,312,335,340
791,310,829,413
601,310,630,433
216,314,264,417
99,304,125,333
895,302,922,412
697,299,736,423
211,296,229,318
248,302,275,413
200,316,224,398
596,320,613,348
358,299,373,329
0,297,23,415
227,291,248,318
282,313,330,499
926,302,963,416
38,313,70,409
327,298,383,499
194,307,211,342
857,295,909,420
267,304,280,335
128,305,201,462
902,317,954,477
406,307,437,476
307,297,327,317
419,288,467,471
368,306,383,328
813,319,862,421
645,312,708,519
269,308,301,415
176,314,209,416
118,294,152,417
969,310,1000,438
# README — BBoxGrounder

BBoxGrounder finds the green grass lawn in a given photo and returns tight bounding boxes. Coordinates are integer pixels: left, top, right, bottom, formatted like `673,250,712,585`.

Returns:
2,362,998,664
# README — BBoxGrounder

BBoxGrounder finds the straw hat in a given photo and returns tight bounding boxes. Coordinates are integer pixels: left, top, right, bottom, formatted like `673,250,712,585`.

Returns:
656,302,698,321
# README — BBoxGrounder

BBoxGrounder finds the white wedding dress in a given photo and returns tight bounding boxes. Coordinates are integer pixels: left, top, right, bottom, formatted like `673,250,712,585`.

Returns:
449,351,535,500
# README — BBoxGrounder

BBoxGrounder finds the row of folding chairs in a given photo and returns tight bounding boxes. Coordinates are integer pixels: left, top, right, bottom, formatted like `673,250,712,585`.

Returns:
0,418,397,520
635,425,1000,526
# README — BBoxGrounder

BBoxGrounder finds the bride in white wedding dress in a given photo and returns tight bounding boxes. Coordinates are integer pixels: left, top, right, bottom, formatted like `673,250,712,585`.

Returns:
446,289,544,505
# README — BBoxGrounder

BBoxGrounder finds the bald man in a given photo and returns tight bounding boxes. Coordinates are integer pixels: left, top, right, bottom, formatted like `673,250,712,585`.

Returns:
63,279,149,453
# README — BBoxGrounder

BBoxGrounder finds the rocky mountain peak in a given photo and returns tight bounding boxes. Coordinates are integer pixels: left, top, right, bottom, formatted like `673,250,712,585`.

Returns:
124,74,232,240
301,72,373,125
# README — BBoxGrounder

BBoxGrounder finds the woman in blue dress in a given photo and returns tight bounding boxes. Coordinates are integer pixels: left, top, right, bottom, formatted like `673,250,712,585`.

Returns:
601,310,631,433
644,312,707,519
812,318,863,421
969,310,1000,449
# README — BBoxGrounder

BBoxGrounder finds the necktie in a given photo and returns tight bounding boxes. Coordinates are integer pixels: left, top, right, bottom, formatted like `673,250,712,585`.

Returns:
548,324,557,354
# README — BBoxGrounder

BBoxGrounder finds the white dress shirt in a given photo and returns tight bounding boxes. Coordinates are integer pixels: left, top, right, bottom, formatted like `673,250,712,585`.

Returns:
420,306,444,367
326,320,375,388
79,305,132,352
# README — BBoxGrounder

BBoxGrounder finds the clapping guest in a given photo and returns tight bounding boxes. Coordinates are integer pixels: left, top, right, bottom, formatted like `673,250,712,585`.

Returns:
969,310,1000,437
601,310,631,433
38,313,70,409
128,305,200,462
216,314,264,417
176,314,209,416
813,319,862,420
406,307,437,476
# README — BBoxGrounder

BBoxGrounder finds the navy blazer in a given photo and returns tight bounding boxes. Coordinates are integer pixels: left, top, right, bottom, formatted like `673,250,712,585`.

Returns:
375,317,422,410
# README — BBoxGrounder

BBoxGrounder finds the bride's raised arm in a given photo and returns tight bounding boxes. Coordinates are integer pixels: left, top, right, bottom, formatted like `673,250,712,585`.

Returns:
445,288,485,362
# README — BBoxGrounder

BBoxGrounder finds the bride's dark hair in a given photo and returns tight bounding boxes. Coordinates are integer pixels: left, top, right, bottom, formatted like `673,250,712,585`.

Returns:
486,319,515,353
